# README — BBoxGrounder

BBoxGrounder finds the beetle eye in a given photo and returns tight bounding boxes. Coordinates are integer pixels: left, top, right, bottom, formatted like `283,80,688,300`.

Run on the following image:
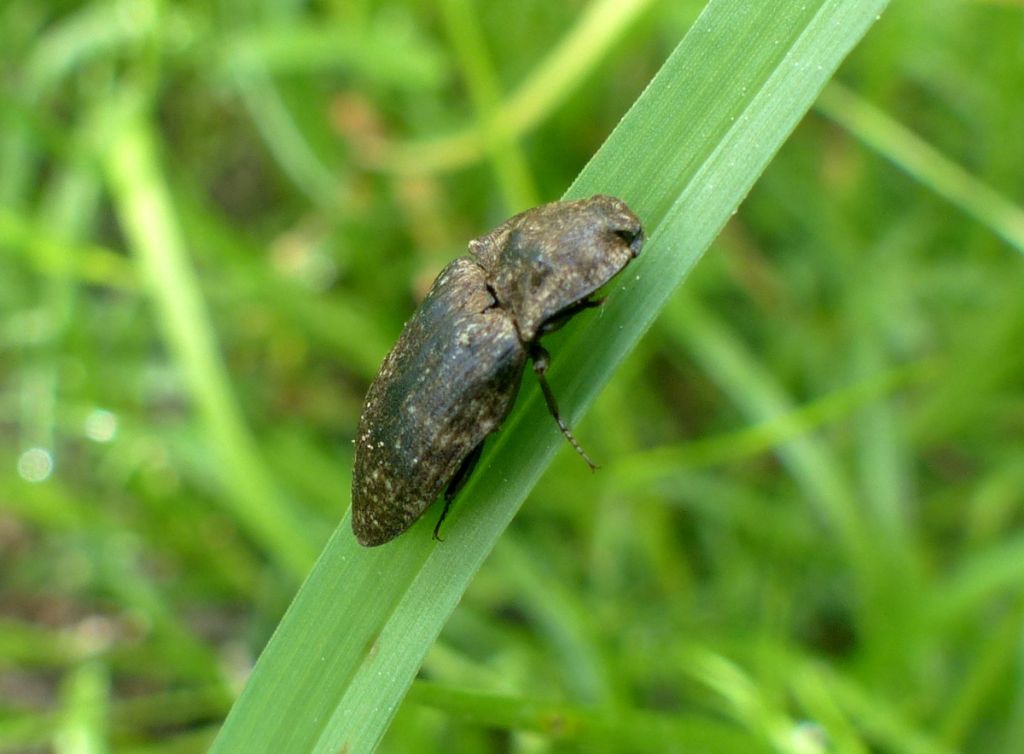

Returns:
613,227,645,256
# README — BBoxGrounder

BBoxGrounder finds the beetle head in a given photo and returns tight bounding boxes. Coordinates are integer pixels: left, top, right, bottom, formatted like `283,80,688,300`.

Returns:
470,195,644,342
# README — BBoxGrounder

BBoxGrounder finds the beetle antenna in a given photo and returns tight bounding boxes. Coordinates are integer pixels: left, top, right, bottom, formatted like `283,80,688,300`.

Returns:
529,345,598,471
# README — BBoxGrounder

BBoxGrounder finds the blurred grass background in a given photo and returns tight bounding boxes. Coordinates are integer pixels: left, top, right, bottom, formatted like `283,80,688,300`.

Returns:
2,0,1024,752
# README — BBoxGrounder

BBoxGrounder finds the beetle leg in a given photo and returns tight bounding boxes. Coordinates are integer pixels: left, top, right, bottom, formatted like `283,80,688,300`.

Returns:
529,344,598,471
434,440,486,541
538,296,606,335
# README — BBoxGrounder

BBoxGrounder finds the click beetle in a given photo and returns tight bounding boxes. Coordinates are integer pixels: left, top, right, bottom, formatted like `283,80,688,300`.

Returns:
352,195,644,546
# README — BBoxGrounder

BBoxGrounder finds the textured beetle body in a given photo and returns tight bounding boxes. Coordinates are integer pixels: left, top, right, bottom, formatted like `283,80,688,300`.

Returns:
352,196,644,546
352,259,527,546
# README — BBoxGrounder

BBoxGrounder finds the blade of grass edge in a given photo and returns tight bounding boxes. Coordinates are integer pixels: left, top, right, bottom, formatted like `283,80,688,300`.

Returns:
210,1,890,752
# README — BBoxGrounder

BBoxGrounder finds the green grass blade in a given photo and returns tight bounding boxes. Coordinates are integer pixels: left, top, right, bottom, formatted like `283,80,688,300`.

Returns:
818,82,1024,256
365,0,657,175
103,112,318,580
210,1,890,751
406,681,774,752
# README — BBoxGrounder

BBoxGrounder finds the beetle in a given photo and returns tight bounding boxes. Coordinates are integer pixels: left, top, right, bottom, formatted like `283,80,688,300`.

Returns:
351,195,645,546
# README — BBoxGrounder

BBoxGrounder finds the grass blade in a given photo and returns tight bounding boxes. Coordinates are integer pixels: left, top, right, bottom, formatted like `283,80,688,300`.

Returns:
211,1,890,751
103,114,318,580
818,81,1024,256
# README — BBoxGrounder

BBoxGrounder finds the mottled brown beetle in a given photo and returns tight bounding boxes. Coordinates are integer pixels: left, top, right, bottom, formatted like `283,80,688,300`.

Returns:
352,195,644,546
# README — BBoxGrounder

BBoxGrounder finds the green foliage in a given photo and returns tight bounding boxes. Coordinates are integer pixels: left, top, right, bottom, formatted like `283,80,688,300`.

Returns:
2,0,1023,753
